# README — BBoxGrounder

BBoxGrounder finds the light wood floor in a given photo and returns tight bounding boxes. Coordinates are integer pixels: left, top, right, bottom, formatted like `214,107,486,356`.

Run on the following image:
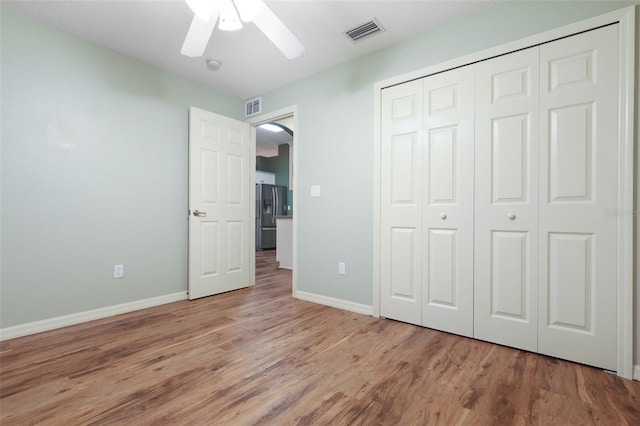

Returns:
1,251,639,425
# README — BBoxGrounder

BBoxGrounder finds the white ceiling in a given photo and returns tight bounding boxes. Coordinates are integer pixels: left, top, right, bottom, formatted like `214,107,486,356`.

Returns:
3,0,500,156
256,124,293,157
2,0,501,100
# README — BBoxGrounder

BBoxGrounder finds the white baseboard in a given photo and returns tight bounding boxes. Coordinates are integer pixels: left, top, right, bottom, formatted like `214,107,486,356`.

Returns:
0,292,188,341
294,290,373,316
633,365,640,381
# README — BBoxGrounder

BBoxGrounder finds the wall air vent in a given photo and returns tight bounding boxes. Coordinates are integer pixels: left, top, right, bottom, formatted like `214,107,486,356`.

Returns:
245,97,262,117
345,18,385,42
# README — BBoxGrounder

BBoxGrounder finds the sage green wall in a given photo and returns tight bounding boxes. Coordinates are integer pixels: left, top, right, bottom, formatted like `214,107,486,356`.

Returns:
0,8,242,327
257,1,640,363
2,1,638,368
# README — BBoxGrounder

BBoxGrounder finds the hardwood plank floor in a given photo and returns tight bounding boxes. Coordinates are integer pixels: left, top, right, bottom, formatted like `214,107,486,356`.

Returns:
1,250,639,425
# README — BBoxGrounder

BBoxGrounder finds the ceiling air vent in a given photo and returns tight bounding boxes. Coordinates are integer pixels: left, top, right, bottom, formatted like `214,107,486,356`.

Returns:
245,97,262,117
345,18,385,42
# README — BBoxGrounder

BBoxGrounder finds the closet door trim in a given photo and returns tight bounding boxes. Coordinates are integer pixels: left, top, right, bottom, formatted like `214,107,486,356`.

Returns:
372,6,635,379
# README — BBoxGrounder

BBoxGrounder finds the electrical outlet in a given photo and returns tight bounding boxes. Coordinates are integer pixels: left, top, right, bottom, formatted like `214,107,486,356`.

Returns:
338,262,346,275
113,264,124,279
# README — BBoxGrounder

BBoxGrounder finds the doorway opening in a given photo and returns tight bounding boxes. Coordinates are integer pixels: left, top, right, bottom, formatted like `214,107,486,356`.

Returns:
247,106,298,297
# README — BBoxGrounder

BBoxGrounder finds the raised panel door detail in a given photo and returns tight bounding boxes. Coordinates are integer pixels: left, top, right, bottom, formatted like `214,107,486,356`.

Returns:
188,106,252,300
429,84,457,115
549,50,594,92
201,150,218,204
547,233,593,332
492,66,530,103
491,114,529,203
200,221,218,277
381,80,423,326
228,127,243,147
201,120,219,144
549,103,593,202
227,221,243,273
427,229,457,307
538,25,618,371
227,154,243,205
428,126,457,204
474,46,539,352
491,231,529,321
392,133,418,205
390,228,418,301
422,65,474,338
392,96,417,120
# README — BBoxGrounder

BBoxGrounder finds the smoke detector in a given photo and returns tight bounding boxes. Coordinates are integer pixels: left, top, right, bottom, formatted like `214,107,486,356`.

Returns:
206,59,222,71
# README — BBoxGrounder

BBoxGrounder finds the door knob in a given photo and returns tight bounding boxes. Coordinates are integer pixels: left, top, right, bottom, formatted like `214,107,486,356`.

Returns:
507,212,516,220
440,213,447,220
193,209,207,217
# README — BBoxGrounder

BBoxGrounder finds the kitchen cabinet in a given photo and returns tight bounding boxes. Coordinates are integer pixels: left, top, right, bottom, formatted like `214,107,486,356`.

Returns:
276,216,293,269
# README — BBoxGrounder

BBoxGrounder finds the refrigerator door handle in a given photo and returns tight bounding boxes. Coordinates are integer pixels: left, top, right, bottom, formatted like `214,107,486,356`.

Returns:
272,186,276,225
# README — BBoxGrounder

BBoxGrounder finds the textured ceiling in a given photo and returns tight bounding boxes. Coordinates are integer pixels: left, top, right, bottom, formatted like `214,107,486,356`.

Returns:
3,0,501,100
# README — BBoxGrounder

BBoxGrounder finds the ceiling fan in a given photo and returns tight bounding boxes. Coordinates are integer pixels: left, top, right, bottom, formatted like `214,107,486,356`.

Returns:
181,0,305,59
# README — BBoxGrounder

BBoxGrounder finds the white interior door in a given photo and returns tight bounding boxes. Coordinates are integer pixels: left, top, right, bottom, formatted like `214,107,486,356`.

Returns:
380,80,424,325
188,106,254,299
474,47,540,352
538,25,618,370
421,65,475,337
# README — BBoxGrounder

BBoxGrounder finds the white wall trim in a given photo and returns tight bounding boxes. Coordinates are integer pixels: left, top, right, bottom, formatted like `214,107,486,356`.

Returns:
633,365,640,381
373,5,636,379
0,292,188,341
295,290,374,317
615,5,636,381
372,70,382,319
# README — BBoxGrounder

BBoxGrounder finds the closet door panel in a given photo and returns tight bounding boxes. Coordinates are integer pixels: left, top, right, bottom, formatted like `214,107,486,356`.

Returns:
380,80,424,325
474,47,539,352
491,231,530,319
422,66,474,337
538,25,618,371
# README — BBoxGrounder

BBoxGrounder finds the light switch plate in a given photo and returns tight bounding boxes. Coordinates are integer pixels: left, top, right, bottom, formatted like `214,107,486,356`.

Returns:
113,264,124,279
310,185,321,197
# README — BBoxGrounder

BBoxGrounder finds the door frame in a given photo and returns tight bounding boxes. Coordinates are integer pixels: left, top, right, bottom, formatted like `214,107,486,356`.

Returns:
247,105,299,296
372,6,636,379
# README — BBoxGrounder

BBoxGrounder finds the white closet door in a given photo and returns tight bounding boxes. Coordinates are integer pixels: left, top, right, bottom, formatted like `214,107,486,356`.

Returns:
380,80,424,325
474,47,540,352
421,66,475,337
538,25,618,371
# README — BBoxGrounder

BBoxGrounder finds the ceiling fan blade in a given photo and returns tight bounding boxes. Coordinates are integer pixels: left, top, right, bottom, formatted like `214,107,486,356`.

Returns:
252,3,305,59
235,0,262,23
181,13,219,57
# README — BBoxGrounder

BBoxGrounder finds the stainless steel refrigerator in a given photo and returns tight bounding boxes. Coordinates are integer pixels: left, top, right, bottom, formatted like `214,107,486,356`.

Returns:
256,183,287,250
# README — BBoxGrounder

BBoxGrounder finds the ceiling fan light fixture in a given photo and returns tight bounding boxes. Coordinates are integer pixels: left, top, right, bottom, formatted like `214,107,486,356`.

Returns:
181,0,304,60
219,0,243,31
234,0,262,23
185,0,216,23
